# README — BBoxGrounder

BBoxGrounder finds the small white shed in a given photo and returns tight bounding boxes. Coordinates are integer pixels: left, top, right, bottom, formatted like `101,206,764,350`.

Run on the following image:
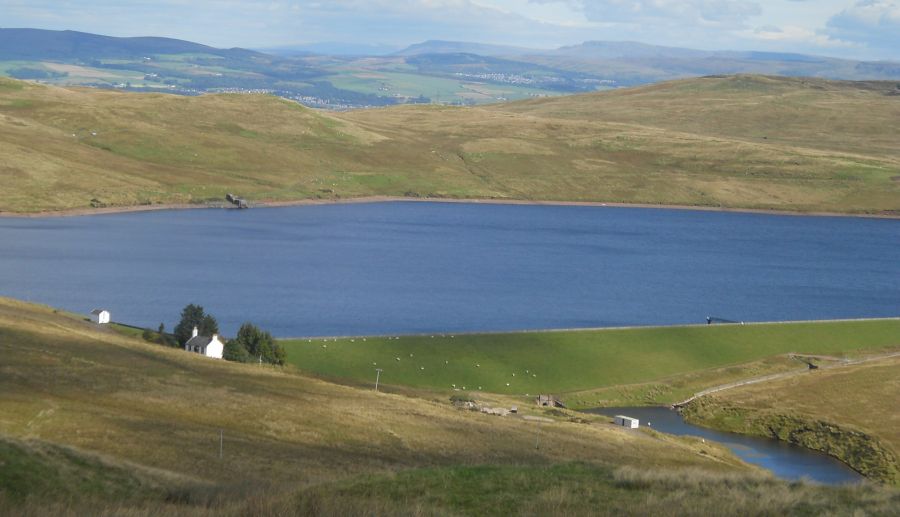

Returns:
614,415,640,429
90,309,110,324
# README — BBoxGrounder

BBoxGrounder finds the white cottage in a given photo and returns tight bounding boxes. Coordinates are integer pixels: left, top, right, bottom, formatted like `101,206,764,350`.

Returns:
90,309,110,324
184,326,224,359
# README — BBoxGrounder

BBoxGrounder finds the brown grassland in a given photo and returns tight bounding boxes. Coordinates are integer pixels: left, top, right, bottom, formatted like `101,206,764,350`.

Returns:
1,74,899,215
2,296,899,515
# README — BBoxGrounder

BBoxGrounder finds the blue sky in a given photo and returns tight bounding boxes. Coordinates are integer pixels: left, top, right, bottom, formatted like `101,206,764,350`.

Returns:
2,1,899,60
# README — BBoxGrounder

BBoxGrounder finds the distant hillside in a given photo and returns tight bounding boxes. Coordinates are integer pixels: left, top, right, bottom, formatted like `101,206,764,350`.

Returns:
394,40,535,57
263,41,401,56
554,40,713,60
396,39,900,85
0,28,260,61
0,74,898,215
4,29,900,108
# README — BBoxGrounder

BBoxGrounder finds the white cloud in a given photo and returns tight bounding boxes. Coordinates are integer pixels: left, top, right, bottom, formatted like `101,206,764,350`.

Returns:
530,0,763,28
745,24,858,48
825,0,900,55
2,0,898,60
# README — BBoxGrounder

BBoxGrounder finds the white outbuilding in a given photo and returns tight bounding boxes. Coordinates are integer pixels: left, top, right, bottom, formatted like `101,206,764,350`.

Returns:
184,326,224,359
614,415,640,429
90,309,110,324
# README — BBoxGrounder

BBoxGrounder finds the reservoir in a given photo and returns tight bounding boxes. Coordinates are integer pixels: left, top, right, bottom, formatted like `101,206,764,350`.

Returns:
0,202,898,336
585,406,864,484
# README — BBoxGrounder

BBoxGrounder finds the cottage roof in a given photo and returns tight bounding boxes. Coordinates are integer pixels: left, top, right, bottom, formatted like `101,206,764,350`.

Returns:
90,309,108,315
186,335,215,348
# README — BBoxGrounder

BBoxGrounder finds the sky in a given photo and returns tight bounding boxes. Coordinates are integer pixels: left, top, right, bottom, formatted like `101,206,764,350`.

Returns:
2,1,899,60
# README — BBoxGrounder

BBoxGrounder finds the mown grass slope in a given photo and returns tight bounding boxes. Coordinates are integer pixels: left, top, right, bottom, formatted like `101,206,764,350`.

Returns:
282,319,900,401
1,74,898,214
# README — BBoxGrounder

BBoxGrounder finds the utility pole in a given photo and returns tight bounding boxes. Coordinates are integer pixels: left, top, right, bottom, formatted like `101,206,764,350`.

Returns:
219,429,223,460
375,368,383,392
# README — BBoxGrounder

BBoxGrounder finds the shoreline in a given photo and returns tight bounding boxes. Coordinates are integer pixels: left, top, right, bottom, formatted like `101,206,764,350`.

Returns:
1,195,898,220
276,316,900,341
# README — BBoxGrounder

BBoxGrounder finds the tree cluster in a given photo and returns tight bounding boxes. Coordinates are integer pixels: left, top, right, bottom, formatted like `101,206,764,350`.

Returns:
171,304,284,365
174,304,219,346
224,323,286,365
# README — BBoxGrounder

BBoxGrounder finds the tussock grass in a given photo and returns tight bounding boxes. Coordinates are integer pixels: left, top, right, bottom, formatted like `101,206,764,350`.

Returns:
3,297,900,513
1,74,898,214
0,297,745,509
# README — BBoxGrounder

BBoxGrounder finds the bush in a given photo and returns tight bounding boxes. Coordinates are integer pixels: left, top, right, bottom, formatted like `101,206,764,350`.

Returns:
227,323,285,365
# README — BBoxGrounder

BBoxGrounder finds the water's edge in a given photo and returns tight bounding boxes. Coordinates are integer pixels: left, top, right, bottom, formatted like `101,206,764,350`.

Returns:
584,406,865,485
3,196,899,220
679,401,898,485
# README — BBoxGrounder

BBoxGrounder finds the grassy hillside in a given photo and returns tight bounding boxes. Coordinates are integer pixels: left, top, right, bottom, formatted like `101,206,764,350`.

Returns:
0,296,747,511
281,319,900,402
681,355,900,485
2,297,900,513
1,74,899,214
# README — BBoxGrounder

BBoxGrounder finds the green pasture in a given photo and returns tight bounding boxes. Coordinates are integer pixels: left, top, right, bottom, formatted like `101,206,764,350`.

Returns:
325,70,556,102
282,319,900,397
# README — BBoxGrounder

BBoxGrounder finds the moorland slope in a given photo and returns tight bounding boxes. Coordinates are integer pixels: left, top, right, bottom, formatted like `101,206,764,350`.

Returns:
1,75,899,215
2,296,900,515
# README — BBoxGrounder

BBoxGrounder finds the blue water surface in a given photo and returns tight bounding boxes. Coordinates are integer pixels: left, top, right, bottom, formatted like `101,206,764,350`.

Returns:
0,202,897,336
585,406,864,484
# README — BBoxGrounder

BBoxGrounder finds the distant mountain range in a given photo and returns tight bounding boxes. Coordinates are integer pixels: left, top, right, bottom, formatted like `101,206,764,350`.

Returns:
261,42,402,57
1,29,899,109
0,28,261,61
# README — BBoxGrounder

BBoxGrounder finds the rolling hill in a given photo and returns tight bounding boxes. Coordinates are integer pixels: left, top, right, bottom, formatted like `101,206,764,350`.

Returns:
1,74,898,215
2,296,899,514
0,28,261,61
4,29,900,109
